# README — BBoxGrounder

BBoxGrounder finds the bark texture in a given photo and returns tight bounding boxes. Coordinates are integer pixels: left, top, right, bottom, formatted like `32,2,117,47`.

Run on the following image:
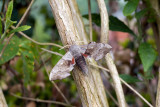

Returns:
49,0,109,106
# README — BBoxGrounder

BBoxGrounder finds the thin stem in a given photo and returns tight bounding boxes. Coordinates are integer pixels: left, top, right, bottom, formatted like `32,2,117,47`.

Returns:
10,93,74,107
156,67,160,107
41,48,63,57
88,0,92,42
16,0,34,27
105,89,119,106
40,52,70,105
11,26,63,48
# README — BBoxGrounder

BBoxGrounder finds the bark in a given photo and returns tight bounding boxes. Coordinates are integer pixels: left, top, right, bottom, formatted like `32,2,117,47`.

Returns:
67,0,89,44
0,87,8,107
97,0,126,106
48,0,109,106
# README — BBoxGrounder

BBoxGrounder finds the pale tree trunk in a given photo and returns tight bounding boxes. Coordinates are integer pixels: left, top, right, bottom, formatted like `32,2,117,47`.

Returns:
48,0,109,107
0,87,8,107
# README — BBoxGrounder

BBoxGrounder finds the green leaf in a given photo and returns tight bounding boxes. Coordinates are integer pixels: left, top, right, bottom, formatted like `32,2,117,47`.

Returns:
123,0,139,16
109,16,136,36
0,36,20,65
120,74,141,83
135,9,148,20
30,43,39,60
8,25,31,36
6,1,13,20
0,17,2,35
19,40,35,85
22,50,34,85
83,14,136,36
138,42,157,72
83,14,100,26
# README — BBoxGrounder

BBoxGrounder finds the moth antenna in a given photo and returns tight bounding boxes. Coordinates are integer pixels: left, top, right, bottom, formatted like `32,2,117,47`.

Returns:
59,45,71,50
41,48,63,57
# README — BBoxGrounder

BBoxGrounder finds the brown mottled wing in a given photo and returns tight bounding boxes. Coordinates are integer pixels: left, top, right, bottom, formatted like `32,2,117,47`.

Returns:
81,42,112,61
49,52,75,81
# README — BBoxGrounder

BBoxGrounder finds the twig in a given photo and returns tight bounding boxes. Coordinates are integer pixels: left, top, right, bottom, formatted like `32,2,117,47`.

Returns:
16,0,34,27
0,87,8,107
0,0,34,58
10,93,74,107
89,63,109,72
105,89,119,106
11,26,63,48
120,78,153,107
90,63,153,107
106,54,126,107
41,48,63,57
156,67,160,107
35,56,52,71
51,81,70,104
34,48,70,104
59,45,71,50
88,0,92,42
40,52,70,105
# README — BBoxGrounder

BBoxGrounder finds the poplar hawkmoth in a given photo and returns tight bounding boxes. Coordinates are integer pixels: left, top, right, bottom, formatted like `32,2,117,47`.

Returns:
49,42,112,81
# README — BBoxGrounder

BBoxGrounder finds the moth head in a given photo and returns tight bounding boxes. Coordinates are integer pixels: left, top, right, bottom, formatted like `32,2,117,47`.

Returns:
69,45,80,54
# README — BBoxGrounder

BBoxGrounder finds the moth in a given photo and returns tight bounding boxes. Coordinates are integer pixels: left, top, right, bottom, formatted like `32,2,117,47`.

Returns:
49,42,112,81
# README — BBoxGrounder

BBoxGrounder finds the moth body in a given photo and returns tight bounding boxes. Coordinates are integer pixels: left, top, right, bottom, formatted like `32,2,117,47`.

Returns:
75,55,88,74
69,45,88,74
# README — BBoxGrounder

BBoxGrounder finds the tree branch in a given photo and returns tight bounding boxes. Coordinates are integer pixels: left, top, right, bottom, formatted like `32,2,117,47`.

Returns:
67,0,89,44
96,0,126,106
10,26,63,48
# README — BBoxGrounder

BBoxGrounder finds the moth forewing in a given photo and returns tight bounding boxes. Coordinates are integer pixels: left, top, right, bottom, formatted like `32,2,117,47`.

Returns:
49,52,75,81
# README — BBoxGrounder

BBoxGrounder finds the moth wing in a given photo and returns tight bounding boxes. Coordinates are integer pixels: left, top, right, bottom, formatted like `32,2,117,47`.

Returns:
49,51,75,81
84,42,112,61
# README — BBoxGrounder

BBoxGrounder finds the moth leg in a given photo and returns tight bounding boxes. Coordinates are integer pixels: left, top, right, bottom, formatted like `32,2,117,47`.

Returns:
82,53,88,57
71,57,75,64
